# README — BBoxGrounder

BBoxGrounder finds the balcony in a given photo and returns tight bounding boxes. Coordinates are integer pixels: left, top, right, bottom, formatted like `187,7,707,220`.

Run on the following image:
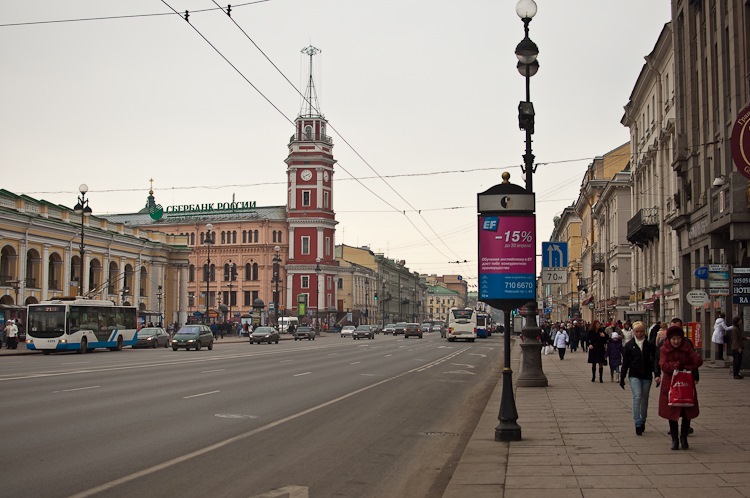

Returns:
592,253,605,273
627,208,659,247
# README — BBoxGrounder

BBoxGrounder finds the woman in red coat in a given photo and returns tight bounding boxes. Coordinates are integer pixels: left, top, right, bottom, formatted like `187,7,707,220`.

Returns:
658,326,703,450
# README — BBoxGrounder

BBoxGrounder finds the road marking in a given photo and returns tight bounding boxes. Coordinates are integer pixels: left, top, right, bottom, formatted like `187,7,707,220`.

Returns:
349,361,361,365
384,354,392,357
293,372,312,377
451,363,475,369
249,485,309,498
445,370,476,375
201,369,225,373
183,390,220,399
279,359,294,363
215,413,257,419
70,347,470,498
468,353,487,358
53,385,100,393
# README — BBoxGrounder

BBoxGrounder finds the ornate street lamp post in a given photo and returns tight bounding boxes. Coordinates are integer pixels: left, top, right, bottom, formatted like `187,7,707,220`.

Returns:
204,223,213,324
315,258,321,332
156,285,163,326
73,184,92,297
273,245,281,325
364,279,369,325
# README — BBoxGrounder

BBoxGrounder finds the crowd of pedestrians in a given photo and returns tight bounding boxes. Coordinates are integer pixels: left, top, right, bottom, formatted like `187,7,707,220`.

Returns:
541,313,747,451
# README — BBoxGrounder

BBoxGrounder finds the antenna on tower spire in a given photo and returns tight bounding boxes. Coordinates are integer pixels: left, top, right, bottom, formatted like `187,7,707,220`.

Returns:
300,45,322,118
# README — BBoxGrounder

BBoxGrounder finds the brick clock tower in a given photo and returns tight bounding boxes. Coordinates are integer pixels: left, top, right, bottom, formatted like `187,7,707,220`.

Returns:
285,46,338,328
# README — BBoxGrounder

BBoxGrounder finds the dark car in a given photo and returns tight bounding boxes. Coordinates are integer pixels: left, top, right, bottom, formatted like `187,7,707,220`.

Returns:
393,322,408,336
353,325,374,340
135,327,170,348
404,322,422,339
250,326,280,344
171,325,214,351
293,326,315,341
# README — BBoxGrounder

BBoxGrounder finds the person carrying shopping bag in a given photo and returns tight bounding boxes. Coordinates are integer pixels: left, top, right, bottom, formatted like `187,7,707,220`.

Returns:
658,326,703,450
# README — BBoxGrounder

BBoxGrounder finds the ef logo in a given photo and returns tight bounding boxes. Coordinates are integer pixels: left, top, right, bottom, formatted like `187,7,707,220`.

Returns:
482,216,498,231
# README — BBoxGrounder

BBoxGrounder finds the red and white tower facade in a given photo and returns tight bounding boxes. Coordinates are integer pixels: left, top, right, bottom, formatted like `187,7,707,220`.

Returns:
284,46,338,327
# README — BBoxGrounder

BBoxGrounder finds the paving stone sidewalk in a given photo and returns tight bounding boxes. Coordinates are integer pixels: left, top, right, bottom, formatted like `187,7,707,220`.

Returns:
444,339,750,498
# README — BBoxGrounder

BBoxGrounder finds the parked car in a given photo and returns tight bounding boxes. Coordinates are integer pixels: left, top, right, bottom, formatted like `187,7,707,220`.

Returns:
420,323,432,333
393,322,408,335
353,325,374,340
369,324,382,334
340,325,356,338
250,326,280,344
135,327,170,348
431,323,443,334
171,325,214,351
383,323,396,335
293,326,315,341
404,322,422,339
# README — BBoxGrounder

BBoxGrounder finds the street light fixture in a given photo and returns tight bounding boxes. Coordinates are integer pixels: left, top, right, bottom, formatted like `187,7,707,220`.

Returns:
227,259,235,324
515,0,539,194
315,258,321,332
364,279,369,325
273,245,281,325
156,285,163,326
73,184,92,297
205,223,213,324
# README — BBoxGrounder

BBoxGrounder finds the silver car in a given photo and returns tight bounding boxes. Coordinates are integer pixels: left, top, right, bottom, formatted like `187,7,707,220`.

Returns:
250,326,280,344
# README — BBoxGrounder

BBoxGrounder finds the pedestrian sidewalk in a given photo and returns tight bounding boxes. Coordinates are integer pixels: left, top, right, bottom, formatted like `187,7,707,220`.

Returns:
444,340,750,498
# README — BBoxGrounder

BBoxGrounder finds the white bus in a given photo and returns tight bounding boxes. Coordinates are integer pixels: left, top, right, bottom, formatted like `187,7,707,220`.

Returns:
447,308,477,342
26,298,138,354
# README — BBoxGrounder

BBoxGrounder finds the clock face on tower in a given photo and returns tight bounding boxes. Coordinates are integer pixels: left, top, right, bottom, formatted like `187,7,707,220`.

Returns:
323,171,329,182
300,169,313,181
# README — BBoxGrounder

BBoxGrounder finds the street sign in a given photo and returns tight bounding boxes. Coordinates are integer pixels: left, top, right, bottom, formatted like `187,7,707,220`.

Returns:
541,269,568,284
694,266,709,280
686,289,709,306
733,268,750,304
709,264,730,296
541,242,568,268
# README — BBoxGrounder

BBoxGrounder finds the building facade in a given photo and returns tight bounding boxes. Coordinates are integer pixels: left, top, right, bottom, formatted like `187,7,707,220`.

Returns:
0,189,191,327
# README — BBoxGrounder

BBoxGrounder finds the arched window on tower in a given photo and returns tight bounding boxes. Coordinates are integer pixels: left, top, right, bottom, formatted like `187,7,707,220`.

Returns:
221,231,226,244
254,230,259,243
232,231,237,244
305,125,313,140
252,263,259,281
190,233,195,245
277,231,282,243
245,263,252,281
200,232,205,244
189,264,195,282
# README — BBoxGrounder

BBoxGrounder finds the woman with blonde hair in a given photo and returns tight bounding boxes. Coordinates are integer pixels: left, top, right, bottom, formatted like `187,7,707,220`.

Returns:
620,321,661,435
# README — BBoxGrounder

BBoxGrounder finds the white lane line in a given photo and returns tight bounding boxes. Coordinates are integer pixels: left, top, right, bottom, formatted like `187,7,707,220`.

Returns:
201,369,226,374
293,372,312,377
183,390,220,399
279,359,294,363
349,361,361,365
71,348,469,498
53,385,100,394
384,354,392,357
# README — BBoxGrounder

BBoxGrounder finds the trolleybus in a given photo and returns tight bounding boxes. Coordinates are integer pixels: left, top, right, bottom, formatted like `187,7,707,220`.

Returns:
26,298,138,354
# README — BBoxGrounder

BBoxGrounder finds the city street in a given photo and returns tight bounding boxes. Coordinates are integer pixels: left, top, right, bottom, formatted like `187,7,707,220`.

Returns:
0,333,501,498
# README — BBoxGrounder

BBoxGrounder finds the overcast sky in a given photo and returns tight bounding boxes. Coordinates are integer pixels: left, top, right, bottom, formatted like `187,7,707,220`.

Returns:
1,1,672,288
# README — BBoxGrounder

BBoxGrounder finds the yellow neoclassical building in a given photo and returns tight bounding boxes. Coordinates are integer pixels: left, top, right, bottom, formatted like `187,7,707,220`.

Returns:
0,189,191,328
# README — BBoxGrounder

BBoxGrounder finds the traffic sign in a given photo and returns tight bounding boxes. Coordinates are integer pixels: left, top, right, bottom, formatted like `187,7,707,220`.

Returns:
686,290,709,306
541,269,568,284
541,242,568,268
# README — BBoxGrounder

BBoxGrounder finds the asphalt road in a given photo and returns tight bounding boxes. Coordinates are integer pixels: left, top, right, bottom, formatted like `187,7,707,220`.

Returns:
1,333,502,498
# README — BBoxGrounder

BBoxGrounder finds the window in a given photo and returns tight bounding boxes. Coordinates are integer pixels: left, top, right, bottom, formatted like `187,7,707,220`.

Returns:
232,231,237,244
252,263,259,281
221,231,226,244
190,233,195,245
323,191,329,209
272,231,277,243
301,236,310,255
301,276,309,288
277,231,282,243
254,230,259,243
252,290,259,301
242,230,247,243
302,190,311,207
244,291,251,306
337,278,343,289
189,264,195,282
325,236,331,256
305,125,312,140
245,262,252,280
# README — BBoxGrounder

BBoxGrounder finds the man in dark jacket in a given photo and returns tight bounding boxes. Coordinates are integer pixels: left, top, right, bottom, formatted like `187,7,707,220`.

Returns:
620,320,661,435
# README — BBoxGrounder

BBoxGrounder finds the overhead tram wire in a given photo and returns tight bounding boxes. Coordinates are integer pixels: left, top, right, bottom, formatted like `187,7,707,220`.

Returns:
157,0,409,221
0,1,271,28
204,1,461,261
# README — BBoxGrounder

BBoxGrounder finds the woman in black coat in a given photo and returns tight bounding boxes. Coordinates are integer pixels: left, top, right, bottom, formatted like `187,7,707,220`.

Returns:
588,321,609,383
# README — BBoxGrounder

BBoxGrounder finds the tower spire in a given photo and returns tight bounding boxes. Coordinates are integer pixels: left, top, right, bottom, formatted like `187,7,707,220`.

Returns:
300,45,322,118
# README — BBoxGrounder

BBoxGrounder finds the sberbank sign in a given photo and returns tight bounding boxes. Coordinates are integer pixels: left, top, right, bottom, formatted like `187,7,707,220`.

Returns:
165,201,257,216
